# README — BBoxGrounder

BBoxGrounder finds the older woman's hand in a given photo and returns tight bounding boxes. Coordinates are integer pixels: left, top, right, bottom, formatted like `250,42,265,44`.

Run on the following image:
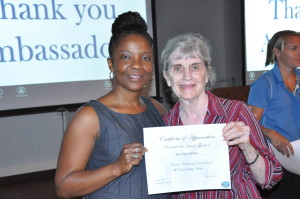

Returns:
222,121,252,151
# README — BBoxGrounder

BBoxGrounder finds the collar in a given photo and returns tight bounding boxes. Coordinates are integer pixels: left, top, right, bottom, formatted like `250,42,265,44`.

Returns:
272,63,300,82
206,91,227,118
272,63,283,83
168,91,227,125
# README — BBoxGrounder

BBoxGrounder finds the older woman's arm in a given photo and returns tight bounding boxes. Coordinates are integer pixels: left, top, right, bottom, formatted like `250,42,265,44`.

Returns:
222,102,282,188
222,121,267,184
241,143,266,184
239,103,282,189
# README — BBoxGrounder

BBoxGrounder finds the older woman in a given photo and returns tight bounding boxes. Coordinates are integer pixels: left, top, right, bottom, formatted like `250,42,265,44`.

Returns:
161,33,282,199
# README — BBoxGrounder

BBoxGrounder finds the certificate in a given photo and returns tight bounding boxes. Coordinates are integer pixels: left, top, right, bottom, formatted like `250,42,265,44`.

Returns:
143,124,231,195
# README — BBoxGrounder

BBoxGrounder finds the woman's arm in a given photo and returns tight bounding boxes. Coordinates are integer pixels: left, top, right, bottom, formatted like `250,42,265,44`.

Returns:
239,104,282,188
249,105,294,157
222,121,266,184
55,107,146,199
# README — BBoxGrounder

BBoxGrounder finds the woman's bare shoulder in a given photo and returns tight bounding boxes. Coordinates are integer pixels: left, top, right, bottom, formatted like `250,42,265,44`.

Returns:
65,105,100,138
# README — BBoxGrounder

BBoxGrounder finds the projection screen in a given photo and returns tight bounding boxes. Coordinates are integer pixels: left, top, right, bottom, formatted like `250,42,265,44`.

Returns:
0,0,156,112
244,0,300,85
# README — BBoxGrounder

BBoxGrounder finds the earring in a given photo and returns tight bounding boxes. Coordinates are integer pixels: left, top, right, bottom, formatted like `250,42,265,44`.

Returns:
109,71,114,80
149,74,154,81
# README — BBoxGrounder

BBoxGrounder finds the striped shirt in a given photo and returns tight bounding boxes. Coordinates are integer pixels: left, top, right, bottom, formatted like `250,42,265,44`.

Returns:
163,91,282,199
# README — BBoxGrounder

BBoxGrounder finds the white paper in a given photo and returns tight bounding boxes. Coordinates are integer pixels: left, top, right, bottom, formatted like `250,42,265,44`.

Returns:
143,123,231,195
270,139,300,175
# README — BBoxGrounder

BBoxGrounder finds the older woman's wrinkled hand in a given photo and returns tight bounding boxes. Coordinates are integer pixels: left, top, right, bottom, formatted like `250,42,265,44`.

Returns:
113,142,147,175
222,121,252,151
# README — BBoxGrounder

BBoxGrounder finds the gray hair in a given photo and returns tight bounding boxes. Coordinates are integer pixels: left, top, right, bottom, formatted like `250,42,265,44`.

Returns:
161,33,216,90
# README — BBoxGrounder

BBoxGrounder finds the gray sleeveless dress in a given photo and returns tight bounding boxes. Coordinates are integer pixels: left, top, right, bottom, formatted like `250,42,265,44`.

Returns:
83,97,169,199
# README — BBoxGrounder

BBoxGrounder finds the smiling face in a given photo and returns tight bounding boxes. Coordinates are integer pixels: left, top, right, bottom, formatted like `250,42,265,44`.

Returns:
164,49,209,102
274,35,300,70
108,33,154,93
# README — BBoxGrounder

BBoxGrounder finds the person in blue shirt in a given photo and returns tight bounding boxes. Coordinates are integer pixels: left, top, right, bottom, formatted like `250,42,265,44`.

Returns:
248,30,300,199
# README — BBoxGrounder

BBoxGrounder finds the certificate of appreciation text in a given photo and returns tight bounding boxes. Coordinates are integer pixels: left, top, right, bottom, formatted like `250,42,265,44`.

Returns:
143,123,231,195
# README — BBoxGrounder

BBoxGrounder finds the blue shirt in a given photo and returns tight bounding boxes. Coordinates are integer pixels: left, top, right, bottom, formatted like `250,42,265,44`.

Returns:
248,64,300,142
